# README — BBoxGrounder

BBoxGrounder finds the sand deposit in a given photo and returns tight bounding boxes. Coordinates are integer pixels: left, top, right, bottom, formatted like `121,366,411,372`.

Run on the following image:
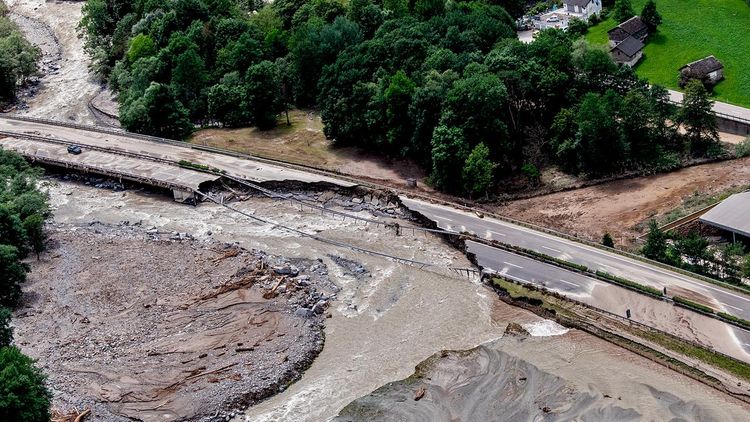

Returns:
13,225,334,421
336,333,750,421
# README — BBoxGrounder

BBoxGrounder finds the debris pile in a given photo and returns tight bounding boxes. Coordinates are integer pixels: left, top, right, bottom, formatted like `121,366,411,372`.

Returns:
13,225,337,421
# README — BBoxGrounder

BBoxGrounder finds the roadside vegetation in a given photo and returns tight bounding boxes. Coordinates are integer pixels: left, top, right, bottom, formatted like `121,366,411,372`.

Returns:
586,0,750,107
491,276,750,382
0,148,51,421
80,0,724,198
0,1,41,105
643,220,750,287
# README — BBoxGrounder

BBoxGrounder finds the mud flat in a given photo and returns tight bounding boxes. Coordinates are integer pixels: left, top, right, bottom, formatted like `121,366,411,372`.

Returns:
13,225,335,421
337,333,750,421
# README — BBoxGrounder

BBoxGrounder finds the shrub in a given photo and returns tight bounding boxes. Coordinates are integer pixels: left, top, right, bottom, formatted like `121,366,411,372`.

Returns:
601,233,614,248
672,295,715,314
717,312,750,329
0,346,51,421
735,136,750,158
0,306,11,347
595,270,663,297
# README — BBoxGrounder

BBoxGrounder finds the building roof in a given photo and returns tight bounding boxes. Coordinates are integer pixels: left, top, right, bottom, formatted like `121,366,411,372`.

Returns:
565,0,593,7
698,192,750,238
607,27,630,43
608,16,648,42
619,16,648,35
680,55,724,76
611,36,644,58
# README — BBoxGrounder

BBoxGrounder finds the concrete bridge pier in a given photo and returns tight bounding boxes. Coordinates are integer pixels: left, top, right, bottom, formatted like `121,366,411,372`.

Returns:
173,189,196,204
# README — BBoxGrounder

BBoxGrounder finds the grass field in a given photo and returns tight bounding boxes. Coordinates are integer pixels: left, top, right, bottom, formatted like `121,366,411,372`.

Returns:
586,0,750,107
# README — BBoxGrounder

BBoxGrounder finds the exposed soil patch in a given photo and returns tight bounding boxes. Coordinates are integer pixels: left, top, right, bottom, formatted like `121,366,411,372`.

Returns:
337,333,750,421
189,110,427,186
496,157,750,247
335,343,640,421
13,224,336,421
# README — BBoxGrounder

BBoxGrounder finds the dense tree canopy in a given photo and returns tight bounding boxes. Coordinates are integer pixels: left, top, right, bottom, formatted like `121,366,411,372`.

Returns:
81,0,717,197
0,148,50,421
0,149,48,308
0,346,51,421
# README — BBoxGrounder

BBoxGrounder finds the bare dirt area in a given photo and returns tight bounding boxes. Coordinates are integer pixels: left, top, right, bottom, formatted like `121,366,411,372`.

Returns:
496,157,750,246
13,224,334,421
336,332,750,421
5,0,110,124
190,110,427,186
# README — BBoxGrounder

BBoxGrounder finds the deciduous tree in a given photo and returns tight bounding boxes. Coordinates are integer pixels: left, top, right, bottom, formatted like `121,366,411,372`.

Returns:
640,0,662,32
462,143,495,198
0,346,51,421
677,80,719,156
613,0,635,23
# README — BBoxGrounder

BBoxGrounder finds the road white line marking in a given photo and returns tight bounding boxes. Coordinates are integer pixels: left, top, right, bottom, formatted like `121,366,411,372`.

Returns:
542,246,562,253
721,302,743,312
596,262,615,270
558,279,579,287
433,216,453,222
504,262,523,269
745,343,750,348
489,230,506,237
404,198,750,306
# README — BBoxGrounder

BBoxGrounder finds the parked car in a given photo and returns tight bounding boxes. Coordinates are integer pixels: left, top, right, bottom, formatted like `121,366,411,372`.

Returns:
67,145,82,155
546,15,560,23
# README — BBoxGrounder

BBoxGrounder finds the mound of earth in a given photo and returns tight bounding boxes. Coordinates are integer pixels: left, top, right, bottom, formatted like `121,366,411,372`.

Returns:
335,344,642,421
13,224,337,421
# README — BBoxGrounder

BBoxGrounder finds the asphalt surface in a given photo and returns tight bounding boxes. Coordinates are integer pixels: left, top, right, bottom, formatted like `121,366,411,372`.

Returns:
3,115,749,357
402,197,750,322
668,89,750,122
466,241,750,358
0,116,355,188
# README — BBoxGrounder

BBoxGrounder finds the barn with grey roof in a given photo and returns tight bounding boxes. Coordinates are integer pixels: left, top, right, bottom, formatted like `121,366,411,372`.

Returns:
698,192,750,241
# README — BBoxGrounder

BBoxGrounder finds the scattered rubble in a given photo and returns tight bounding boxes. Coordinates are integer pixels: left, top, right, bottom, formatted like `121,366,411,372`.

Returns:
13,224,338,421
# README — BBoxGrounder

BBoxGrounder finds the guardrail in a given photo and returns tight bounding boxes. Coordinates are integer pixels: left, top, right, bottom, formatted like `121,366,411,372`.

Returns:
3,112,749,298
489,272,750,368
666,99,750,126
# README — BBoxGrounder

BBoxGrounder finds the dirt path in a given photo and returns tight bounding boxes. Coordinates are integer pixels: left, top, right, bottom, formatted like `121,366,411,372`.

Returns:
5,0,107,124
190,110,428,185
496,157,750,246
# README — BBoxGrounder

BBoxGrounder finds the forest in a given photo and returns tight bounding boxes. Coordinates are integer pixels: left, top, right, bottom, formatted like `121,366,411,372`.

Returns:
80,0,721,197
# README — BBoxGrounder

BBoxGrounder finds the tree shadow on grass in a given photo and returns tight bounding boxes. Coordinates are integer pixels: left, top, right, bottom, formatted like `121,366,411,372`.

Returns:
648,32,668,46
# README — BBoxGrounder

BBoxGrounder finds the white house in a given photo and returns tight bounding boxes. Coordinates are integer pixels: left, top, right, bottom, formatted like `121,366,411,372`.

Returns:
562,0,602,20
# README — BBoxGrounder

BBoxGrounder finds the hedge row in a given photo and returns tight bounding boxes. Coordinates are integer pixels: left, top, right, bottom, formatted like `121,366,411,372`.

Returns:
520,247,589,272
594,271,664,298
672,296,716,314
717,312,750,330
